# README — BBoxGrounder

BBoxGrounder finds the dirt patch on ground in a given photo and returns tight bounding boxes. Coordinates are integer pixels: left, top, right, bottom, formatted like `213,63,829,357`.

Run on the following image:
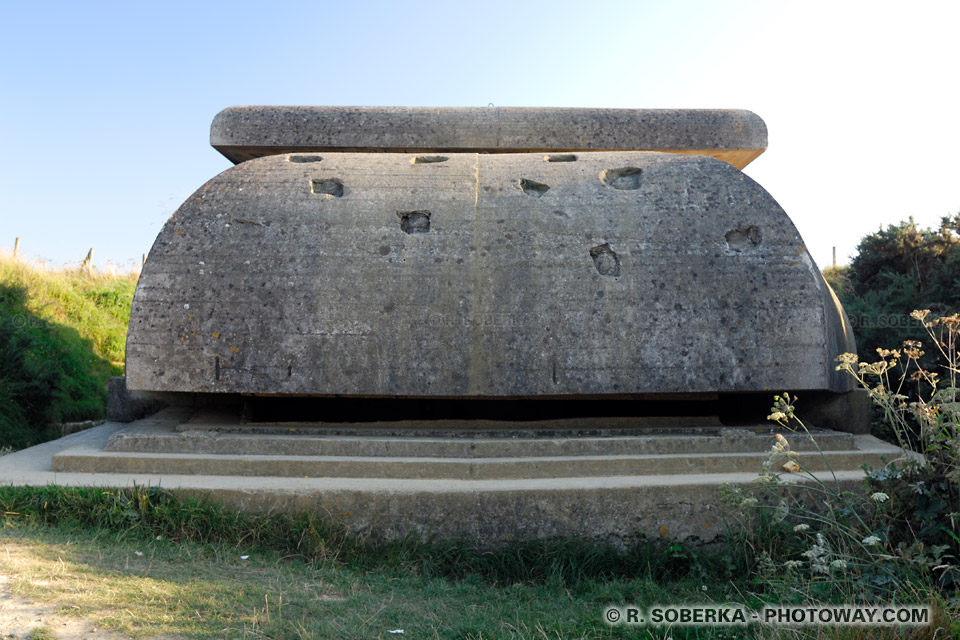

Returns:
0,575,126,639
0,542,132,640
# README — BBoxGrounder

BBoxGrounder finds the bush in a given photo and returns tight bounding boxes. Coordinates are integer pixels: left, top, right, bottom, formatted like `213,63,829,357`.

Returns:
831,214,960,363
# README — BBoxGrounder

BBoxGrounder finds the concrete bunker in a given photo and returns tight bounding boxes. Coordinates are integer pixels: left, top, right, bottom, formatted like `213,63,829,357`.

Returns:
58,107,886,545
127,108,858,429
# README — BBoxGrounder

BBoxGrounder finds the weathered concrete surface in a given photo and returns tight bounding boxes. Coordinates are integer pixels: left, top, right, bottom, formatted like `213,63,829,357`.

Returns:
211,107,768,169
102,414,861,457
2,409,908,544
49,444,902,479
127,151,854,398
106,376,176,422
52,409,901,478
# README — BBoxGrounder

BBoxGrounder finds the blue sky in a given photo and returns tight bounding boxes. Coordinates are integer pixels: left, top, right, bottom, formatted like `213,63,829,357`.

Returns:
2,0,957,269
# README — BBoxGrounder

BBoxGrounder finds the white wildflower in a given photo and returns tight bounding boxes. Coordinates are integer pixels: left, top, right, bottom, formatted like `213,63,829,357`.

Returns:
774,500,789,523
862,536,881,546
793,524,810,533
830,559,847,571
871,492,890,503
802,533,832,575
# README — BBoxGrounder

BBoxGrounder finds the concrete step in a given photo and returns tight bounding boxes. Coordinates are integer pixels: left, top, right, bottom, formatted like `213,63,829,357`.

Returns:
52,407,900,480
7,413,913,544
52,443,897,479
105,413,859,458
103,431,861,457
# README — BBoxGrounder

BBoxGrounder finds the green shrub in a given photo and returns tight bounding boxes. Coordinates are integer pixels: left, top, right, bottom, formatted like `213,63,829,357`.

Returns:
831,214,960,363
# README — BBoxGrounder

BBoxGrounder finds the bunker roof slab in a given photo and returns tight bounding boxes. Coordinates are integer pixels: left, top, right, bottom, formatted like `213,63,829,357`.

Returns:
211,106,767,169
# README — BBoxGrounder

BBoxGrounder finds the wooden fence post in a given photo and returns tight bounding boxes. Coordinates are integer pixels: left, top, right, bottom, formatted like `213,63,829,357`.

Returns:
81,248,93,274
13,237,20,259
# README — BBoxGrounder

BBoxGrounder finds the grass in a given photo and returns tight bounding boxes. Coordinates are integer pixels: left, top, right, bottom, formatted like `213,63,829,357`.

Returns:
0,485,735,588
2,251,958,637
0,253,138,366
2,486,956,639
3,524,711,640
0,251,137,449
0,486,744,640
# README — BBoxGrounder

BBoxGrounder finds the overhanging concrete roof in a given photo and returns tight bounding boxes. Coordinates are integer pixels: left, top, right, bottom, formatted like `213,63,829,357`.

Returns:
211,106,767,169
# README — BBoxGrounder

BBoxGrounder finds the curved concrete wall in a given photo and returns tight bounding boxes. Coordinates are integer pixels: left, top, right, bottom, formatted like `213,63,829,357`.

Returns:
126,151,854,396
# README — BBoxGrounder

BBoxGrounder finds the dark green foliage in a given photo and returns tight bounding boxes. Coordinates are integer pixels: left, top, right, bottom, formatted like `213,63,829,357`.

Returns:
0,282,108,448
376,532,734,587
866,463,960,591
1,285,61,448
832,214,960,362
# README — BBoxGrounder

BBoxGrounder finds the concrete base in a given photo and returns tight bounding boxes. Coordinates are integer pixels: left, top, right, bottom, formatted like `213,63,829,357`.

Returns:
0,407,908,545
106,376,180,423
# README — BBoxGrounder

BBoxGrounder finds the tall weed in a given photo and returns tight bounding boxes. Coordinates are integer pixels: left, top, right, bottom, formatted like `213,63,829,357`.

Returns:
726,310,960,608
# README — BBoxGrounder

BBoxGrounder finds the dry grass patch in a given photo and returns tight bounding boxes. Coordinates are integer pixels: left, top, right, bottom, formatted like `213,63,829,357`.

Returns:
0,529,348,639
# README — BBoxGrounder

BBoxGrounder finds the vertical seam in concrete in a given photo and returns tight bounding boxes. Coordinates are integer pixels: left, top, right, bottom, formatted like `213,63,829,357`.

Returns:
468,153,484,394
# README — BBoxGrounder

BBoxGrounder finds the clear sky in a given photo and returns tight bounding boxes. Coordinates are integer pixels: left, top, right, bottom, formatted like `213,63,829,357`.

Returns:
2,0,957,270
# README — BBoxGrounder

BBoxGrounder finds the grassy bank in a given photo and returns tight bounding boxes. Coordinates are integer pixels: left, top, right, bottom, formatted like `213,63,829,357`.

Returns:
0,252,137,449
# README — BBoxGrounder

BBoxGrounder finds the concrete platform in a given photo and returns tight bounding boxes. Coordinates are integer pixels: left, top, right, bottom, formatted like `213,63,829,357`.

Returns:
211,107,767,168
1,407,908,544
